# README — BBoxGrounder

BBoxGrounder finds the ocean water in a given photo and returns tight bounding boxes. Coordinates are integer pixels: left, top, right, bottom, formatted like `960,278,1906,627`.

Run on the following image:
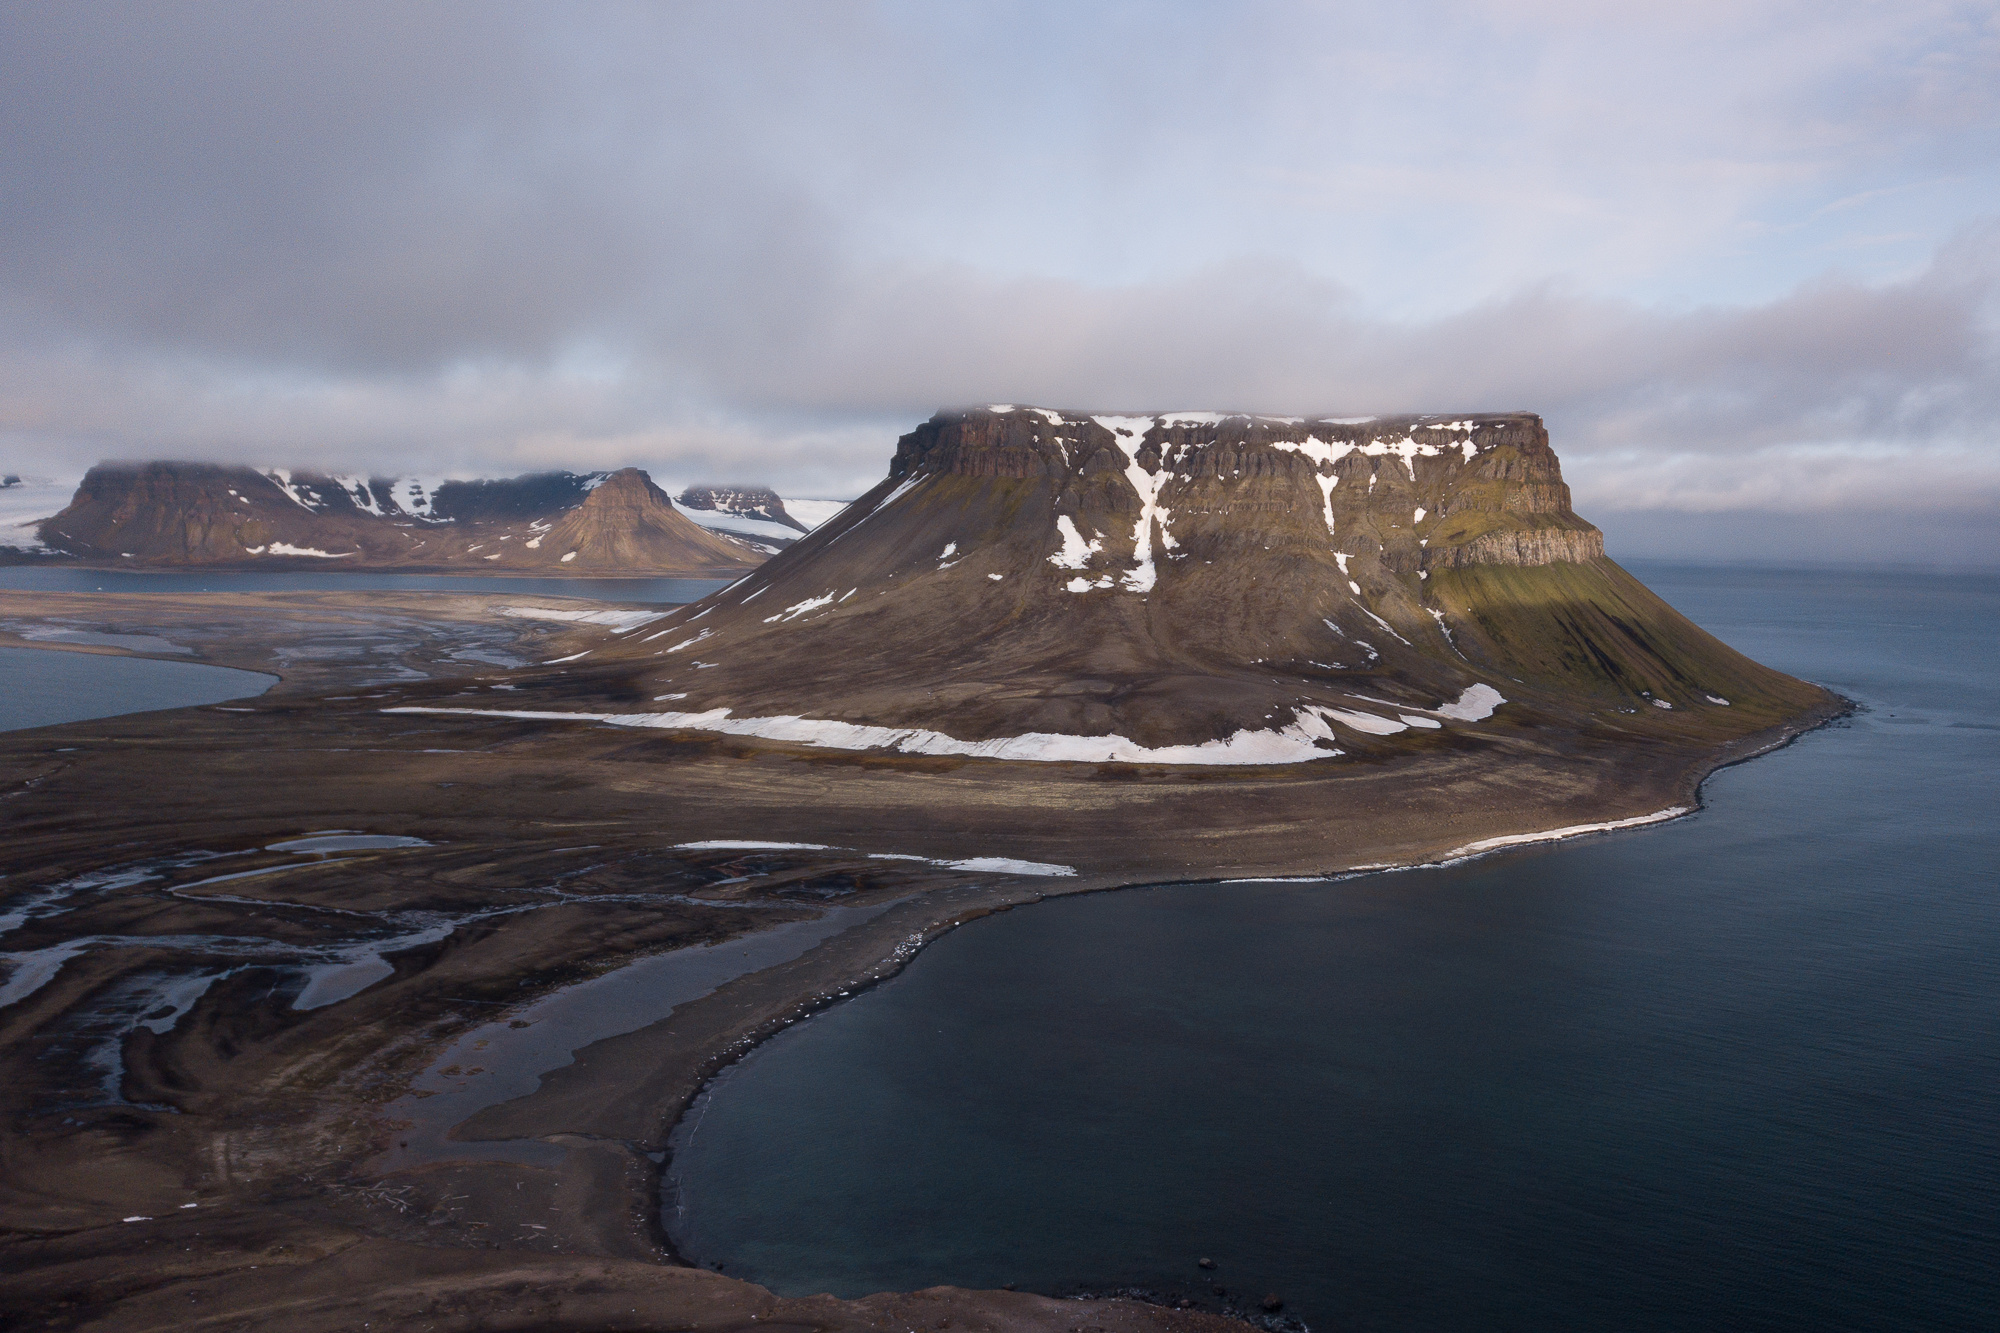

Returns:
665,565,2000,1332
0,568,733,603
0,646,275,732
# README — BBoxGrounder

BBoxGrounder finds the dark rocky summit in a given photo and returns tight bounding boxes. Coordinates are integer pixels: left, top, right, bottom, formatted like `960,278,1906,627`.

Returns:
33,462,762,575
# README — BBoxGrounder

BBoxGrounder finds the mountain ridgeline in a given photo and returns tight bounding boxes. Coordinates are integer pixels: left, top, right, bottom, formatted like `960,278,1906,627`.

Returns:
34,464,763,575
605,406,1830,763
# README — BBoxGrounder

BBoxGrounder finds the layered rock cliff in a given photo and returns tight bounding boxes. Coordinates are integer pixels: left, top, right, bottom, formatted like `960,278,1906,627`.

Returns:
890,408,1602,572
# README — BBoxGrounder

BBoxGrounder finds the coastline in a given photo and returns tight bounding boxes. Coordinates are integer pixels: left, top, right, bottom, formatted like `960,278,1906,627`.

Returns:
639,688,1857,1292
512,688,1857,1261
0,633,1848,1330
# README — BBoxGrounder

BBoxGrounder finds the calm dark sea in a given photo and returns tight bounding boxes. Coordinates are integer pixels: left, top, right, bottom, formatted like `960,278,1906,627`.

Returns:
666,564,2000,1332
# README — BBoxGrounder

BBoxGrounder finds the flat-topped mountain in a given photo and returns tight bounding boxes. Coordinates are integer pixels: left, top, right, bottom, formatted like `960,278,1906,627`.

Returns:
32,463,764,575
542,406,1829,763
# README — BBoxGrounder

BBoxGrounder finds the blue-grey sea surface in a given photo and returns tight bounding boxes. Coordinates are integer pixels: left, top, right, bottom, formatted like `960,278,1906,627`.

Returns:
666,564,2000,1332
0,646,275,732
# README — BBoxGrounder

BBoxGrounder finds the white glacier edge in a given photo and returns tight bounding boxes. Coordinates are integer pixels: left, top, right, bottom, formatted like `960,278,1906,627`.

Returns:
385,705,1346,765
673,841,1075,877
382,683,1504,767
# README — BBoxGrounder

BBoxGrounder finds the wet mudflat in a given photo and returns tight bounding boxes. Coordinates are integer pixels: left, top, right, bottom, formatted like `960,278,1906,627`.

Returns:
667,565,1999,1332
0,748,1155,1330
375,901,898,1173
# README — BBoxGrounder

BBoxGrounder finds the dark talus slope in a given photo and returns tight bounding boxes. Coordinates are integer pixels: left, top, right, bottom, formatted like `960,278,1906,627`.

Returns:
599,407,1828,761
36,462,763,575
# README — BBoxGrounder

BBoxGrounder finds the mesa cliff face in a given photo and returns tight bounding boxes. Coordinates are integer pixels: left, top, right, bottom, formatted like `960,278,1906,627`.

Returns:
35,462,763,575
889,408,1603,572
566,406,1830,764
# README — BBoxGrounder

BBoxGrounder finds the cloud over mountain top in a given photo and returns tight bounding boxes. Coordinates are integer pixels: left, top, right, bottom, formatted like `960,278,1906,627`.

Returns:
3,2,1995,560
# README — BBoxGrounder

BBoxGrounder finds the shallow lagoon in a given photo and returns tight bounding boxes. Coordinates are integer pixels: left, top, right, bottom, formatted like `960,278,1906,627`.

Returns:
0,646,275,733
0,568,731,731
667,565,2000,1332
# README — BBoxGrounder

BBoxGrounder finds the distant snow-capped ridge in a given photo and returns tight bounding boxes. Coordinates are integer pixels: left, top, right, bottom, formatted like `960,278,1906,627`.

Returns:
255,468,612,524
5,459,851,563
259,468,463,521
673,485,853,545
252,469,846,537
24,462,766,575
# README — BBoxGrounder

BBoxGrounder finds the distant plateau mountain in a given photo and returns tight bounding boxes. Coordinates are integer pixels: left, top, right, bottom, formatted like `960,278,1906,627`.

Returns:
7,465,846,575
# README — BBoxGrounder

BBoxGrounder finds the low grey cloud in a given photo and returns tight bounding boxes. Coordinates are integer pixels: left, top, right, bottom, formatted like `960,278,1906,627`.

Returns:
2,2,1995,560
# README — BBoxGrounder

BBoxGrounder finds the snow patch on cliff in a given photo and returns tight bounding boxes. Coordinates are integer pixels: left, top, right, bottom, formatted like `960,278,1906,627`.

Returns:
1049,515,1103,570
1094,415,1174,593
1436,683,1506,720
765,592,838,623
1271,434,1358,469
256,542,355,559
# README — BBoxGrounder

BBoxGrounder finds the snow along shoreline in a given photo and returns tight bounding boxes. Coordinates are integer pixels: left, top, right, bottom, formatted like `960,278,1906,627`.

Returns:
1438,805,1693,859
1220,805,1695,884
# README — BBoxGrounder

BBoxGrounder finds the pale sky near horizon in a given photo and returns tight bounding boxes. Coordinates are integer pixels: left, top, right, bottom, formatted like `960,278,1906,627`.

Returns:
2,1,1996,562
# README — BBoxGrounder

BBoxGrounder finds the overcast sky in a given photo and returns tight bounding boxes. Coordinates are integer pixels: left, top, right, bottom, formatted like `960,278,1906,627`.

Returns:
3,1,1996,561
